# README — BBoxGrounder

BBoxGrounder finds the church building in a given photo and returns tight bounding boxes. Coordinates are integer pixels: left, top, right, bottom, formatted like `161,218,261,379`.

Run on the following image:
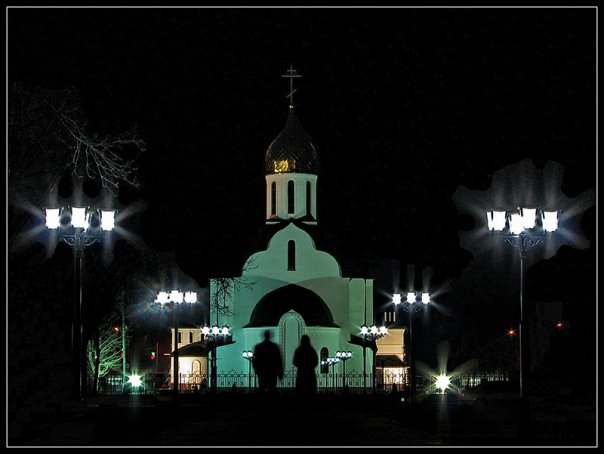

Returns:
171,68,406,390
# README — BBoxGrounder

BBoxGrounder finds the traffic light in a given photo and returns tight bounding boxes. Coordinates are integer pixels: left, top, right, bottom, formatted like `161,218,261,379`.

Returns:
113,325,120,333
150,351,156,360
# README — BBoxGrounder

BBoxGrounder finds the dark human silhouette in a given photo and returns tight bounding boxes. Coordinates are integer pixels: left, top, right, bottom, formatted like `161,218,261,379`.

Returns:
252,330,284,393
293,335,319,396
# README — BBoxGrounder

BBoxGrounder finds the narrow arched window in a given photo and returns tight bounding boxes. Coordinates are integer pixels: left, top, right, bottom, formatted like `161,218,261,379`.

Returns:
287,180,295,214
306,181,312,216
271,181,276,216
320,347,329,374
287,240,296,271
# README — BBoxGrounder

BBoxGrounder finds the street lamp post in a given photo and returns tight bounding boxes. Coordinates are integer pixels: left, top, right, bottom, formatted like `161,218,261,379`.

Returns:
486,207,558,400
360,324,388,394
201,324,232,393
393,291,431,403
243,350,254,390
320,357,340,392
44,205,117,399
335,350,352,393
155,290,199,397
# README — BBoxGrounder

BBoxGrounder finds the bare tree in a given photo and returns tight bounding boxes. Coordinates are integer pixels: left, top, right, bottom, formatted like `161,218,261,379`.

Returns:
8,82,146,243
87,310,131,395
211,259,257,319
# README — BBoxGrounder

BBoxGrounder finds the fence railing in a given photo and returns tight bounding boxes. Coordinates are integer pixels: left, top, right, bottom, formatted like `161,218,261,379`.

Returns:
91,370,510,395
89,370,411,395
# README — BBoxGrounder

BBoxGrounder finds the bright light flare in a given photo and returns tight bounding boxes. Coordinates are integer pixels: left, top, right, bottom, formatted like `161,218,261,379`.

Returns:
435,374,451,392
127,374,143,387
155,291,170,305
509,212,524,235
393,293,401,305
169,290,184,303
184,291,197,304
421,292,431,304
520,207,537,229
406,292,416,304
100,210,116,231
45,208,61,229
71,207,88,229
487,210,506,231
542,210,558,232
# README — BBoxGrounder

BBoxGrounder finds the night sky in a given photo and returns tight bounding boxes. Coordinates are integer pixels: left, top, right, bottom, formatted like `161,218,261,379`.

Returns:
8,7,596,370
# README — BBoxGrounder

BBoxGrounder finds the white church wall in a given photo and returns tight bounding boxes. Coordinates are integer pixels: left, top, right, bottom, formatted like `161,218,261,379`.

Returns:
208,223,375,379
266,173,318,221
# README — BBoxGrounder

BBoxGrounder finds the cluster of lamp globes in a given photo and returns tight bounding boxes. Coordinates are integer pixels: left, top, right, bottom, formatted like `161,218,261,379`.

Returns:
45,206,116,231
392,292,431,306
154,291,230,338
360,324,388,338
486,207,559,234
321,351,353,367
154,290,199,305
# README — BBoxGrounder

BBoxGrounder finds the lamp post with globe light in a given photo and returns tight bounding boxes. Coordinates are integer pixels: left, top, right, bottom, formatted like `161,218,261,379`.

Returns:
335,350,352,393
242,350,254,390
201,324,233,393
44,205,117,399
154,290,199,397
393,291,431,402
359,324,388,394
486,206,559,399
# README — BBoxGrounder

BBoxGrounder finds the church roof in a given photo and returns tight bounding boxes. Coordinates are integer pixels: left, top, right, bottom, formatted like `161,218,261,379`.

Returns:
265,107,320,175
171,341,209,357
245,284,338,328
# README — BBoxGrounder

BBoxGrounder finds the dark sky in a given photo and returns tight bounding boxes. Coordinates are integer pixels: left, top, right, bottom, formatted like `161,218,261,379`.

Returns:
8,7,597,362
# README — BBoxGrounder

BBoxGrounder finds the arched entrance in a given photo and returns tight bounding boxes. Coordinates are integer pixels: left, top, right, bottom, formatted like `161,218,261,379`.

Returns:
278,310,305,376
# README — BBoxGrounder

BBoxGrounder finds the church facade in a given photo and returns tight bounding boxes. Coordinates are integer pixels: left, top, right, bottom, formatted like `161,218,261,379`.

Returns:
168,71,407,390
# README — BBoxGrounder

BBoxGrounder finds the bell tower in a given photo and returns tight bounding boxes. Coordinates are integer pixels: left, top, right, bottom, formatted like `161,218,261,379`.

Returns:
265,66,320,225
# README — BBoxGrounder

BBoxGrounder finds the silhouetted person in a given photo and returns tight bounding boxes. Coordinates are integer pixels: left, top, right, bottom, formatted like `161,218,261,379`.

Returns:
293,335,319,396
252,330,283,393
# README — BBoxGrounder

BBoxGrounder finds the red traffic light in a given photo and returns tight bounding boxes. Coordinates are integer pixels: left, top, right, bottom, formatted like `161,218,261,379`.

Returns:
150,351,156,360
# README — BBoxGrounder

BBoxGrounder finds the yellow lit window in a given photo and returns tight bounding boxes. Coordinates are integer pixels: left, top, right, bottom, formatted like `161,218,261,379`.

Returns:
274,159,290,173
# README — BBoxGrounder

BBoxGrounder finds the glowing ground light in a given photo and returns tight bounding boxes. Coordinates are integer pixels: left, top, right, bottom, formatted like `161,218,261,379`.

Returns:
435,374,451,392
128,374,143,388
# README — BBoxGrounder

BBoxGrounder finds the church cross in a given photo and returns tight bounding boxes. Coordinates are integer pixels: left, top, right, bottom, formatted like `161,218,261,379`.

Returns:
281,64,302,107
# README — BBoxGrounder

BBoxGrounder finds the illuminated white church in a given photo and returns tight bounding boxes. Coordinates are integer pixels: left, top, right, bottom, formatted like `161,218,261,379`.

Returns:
171,70,405,390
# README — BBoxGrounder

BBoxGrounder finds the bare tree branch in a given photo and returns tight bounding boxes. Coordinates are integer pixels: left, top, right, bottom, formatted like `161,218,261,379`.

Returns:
211,258,257,318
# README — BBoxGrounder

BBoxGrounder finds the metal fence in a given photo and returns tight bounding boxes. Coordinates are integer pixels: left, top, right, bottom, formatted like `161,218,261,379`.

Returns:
91,369,507,395
89,370,411,395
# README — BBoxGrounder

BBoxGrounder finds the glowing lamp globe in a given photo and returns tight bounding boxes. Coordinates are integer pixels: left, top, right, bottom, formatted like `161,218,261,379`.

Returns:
542,210,559,232
487,210,506,231
128,374,143,388
71,207,88,229
100,210,116,231
509,212,524,235
435,374,451,392
45,208,61,229
520,207,537,229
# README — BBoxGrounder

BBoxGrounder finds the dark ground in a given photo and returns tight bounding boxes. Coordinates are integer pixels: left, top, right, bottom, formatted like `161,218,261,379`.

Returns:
8,392,596,448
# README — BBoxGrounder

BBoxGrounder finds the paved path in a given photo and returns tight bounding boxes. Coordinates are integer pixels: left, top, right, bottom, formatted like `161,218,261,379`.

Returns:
10,393,596,447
